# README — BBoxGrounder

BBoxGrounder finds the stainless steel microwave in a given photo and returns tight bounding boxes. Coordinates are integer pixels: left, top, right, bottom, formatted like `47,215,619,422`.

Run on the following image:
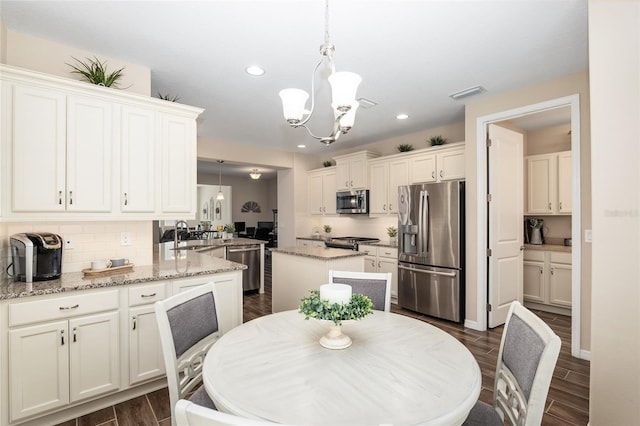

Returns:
336,190,369,214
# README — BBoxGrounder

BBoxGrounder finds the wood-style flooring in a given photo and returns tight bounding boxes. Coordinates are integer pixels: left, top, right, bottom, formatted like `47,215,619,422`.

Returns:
56,255,589,425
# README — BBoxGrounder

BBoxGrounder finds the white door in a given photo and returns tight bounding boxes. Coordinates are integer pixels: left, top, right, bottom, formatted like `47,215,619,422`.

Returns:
488,124,524,327
161,113,195,213
129,305,165,385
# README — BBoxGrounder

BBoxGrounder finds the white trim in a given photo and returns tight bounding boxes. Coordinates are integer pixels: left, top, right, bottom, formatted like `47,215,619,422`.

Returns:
464,318,482,331
475,94,584,359
579,349,592,362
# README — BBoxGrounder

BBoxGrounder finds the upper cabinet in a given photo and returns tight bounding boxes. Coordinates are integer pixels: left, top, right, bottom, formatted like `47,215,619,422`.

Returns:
409,146,465,184
334,151,380,191
369,158,408,215
307,167,337,215
0,65,203,221
526,150,571,215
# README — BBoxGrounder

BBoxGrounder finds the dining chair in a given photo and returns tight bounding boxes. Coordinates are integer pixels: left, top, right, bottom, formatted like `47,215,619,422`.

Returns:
174,399,277,425
155,283,222,426
463,301,561,426
328,270,392,311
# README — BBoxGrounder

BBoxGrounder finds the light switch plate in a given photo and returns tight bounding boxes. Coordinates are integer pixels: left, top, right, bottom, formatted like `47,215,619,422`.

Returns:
64,239,74,250
584,229,592,243
120,232,132,246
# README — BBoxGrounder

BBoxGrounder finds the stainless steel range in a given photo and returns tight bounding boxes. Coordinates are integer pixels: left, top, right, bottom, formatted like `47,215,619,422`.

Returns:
325,237,380,251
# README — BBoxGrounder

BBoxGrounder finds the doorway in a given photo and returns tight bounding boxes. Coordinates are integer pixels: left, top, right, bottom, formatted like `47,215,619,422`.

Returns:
475,94,583,359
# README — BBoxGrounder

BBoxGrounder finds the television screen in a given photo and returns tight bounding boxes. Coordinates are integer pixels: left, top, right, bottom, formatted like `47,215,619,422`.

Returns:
257,221,273,231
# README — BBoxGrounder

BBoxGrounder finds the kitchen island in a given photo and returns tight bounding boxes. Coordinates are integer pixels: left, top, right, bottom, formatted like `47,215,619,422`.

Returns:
271,246,365,312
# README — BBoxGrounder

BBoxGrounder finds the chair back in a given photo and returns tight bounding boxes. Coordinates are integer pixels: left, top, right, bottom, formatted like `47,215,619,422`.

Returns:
175,399,277,425
328,270,392,311
155,284,222,425
493,301,561,426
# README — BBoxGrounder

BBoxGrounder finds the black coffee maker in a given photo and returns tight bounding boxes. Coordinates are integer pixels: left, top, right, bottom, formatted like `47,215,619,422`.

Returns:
10,233,63,282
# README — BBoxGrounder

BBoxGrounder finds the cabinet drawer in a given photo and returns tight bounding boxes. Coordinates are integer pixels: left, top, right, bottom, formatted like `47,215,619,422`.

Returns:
378,247,398,259
524,250,545,262
9,290,119,327
550,252,572,265
128,283,166,307
358,245,376,255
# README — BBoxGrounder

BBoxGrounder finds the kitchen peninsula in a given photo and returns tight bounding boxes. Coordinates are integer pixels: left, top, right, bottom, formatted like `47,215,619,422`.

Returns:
0,245,247,426
271,246,365,312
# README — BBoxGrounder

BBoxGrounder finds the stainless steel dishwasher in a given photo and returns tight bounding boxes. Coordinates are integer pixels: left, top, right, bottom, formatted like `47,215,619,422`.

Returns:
226,244,261,291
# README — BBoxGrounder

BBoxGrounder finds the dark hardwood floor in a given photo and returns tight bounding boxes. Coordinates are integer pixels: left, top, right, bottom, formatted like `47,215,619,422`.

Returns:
57,255,589,425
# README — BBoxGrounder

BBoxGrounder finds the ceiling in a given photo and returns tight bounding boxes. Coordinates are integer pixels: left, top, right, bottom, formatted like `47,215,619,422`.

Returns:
1,0,588,162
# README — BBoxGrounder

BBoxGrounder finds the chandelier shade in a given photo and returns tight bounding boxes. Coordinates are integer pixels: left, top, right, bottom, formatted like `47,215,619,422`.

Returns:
328,71,362,110
249,169,262,180
279,89,309,124
217,160,225,200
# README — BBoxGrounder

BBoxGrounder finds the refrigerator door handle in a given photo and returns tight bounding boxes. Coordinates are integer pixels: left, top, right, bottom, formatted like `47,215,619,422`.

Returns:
419,190,429,257
398,264,457,278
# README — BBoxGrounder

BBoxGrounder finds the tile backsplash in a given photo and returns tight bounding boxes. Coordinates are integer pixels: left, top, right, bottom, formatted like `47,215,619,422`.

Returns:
1,221,153,275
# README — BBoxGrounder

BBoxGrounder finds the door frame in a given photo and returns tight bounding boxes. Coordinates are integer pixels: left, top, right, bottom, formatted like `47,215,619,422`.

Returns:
475,94,583,359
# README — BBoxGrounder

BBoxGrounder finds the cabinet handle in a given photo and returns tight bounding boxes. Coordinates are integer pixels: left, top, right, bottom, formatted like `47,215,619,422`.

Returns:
432,171,435,179
132,316,137,330
141,293,157,298
559,202,562,209
389,203,392,211
69,190,73,205
60,330,65,346
520,245,525,251
350,180,353,187
58,190,63,205
59,304,79,310
440,170,443,178
124,192,128,206
378,261,381,268
383,204,386,211
550,267,554,275
73,327,77,342
345,180,349,187
548,202,552,210
540,269,543,274
370,260,376,268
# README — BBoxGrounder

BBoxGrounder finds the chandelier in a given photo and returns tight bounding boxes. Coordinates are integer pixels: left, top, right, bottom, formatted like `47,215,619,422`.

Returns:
249,169,262,180
278,0,361,146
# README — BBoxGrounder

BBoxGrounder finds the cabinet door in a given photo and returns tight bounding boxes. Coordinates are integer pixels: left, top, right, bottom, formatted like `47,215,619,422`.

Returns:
378,257,398,299
549,263,572,307
12,84,67,212
210,273,243,334
557,152,572,214
437,150,465,181
369,162,388,214
322,171,337,214
388,159,408,213
9,321,69,421
161,113,195,214
68,311,120,402
523,261,545,303
129,305,165,385
409,154,436,184
336,160,351,191
121,105,156,213
527,155,555,214
308,173,324,215
66,95,113,212
349,157,367,189
364,255,377,273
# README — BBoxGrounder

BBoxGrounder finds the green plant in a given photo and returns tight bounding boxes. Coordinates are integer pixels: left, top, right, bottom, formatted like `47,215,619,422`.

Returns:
387,226,398,237
224,223,235,233
323,160,333,167
299,290,373,325
323,225,332,233
428,135,447,146
157,92,180,102
67,56,125,87
397,143,414,152
528,218,543,228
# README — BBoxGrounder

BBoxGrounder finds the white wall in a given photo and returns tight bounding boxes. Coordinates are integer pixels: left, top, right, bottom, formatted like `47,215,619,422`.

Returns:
588,1,640,423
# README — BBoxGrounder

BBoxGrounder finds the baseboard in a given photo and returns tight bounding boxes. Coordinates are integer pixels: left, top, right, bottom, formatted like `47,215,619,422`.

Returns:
464,318,483,331
579,349,591,361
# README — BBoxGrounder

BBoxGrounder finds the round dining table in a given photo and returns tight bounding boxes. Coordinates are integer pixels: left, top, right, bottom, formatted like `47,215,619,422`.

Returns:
203,310,481,426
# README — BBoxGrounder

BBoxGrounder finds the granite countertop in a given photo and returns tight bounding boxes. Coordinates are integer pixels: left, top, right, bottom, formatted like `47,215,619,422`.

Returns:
296,236,399,249
296,235,328,242
0,242,249,301
174,237,266,251
524,243,572,253
271,246,366,260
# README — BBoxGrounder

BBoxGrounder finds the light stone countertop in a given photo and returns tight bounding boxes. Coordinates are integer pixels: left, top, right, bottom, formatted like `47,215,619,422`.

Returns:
0,241,253,301
271,246,366,260
524,243,572,253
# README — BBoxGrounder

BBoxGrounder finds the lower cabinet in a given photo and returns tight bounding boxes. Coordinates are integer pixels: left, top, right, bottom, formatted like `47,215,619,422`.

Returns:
9,308,120,422
359,245,399,301
523,249,572,314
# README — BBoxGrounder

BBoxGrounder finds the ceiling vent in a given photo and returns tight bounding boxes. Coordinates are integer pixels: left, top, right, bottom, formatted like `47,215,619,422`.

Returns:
448,85,486,101
357,97,378,109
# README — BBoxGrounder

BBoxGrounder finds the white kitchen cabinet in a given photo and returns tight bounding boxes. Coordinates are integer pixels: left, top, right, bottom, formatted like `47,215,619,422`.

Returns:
526,151,571,215
11,89,113,213
120,105,156,213
334,151,380,191
523,249,571,314
128,283,166,385
409,145,465,184
307,167,337,215
369,158,408,215
359,245,398,301
160,113,196,214
8,310,119,422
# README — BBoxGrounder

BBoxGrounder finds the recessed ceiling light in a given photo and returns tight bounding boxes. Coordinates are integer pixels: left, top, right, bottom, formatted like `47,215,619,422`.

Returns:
297,144,306,149
396,114,409,120
245,65,265,76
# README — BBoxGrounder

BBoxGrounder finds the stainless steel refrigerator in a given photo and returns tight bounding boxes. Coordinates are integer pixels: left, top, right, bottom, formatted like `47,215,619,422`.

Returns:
397,180,465,323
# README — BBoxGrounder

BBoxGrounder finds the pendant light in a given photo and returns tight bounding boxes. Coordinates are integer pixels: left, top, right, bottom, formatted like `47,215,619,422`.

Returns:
216,160,224,200
249,169,262,180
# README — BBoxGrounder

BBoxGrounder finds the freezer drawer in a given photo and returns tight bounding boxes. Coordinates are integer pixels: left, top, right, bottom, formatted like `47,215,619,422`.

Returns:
398,263,464,323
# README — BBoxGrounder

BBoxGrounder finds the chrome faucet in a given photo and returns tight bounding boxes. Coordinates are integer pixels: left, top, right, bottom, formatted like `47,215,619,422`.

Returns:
174,220,189,247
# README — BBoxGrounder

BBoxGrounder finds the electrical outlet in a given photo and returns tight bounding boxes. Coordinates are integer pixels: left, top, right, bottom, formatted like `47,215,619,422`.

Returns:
120,232,132,246
584,229,592,243
64,239,74,250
